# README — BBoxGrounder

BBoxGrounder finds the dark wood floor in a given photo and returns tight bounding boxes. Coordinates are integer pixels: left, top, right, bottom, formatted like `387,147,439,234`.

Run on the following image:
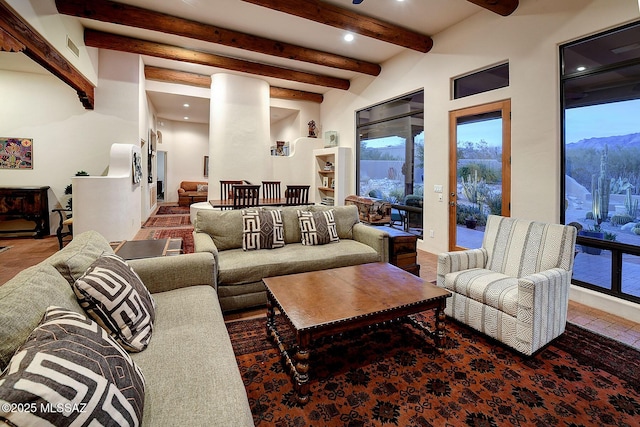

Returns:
1,229,639,350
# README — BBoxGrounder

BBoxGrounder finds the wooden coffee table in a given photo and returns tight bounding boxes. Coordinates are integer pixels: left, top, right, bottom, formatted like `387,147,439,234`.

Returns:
263,262,451,405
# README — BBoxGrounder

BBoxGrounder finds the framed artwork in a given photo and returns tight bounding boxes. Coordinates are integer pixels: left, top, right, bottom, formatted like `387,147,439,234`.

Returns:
132,152,143,183
324,131,338,148
0,137,33,169
204,156,209,177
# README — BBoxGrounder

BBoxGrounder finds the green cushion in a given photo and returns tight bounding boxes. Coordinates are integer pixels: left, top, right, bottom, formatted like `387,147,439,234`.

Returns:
0,264,83,371
195,209,244,250
48,230,115,284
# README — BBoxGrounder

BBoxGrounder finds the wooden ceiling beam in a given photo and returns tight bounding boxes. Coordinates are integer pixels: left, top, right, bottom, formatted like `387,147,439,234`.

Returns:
241,0,433,53
55,0,380,76
0,1,94,109
144,66,324,103
466,0,519,17
86,30,350,90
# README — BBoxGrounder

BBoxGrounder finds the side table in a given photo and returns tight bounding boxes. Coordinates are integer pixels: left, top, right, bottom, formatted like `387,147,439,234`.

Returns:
376,225,420,276
110,238,183,260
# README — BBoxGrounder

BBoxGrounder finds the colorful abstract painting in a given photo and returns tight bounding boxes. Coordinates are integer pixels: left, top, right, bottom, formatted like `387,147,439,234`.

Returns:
0,138,33,169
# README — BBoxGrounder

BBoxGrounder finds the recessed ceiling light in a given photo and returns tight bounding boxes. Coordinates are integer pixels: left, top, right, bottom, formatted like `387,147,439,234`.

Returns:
183,116,189,120
576,66,586,72
344,33,354,42
183,103,190,108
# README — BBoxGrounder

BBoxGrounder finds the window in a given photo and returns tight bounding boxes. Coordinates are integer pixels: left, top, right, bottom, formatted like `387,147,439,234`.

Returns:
561,21,640,304
453,63,509,99
356,91,424,206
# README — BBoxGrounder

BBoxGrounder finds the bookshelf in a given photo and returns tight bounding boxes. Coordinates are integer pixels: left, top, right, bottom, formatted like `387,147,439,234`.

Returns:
314,147,350,206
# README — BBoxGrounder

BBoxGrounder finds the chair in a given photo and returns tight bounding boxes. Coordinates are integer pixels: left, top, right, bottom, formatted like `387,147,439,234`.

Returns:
52,208,73,249
232,184,260,209
285,185,310,205
437,215,577,356
262,181,281,200
220,180,244,209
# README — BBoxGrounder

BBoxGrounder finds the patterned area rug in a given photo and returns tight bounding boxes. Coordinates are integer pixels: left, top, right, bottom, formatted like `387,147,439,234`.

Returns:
142,215,191,228
228,314,640,426
155,206,191,215
136,228,194,254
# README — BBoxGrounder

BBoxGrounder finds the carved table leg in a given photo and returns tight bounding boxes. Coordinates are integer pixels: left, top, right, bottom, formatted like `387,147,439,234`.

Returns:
434,301,447,353
293,332,311,404
266,296,275,342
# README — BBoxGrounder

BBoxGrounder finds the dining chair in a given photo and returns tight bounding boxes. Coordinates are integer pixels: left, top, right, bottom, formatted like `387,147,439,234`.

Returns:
232,184,261,209
285,185,310,205
220,180,244,209
262,181,281,200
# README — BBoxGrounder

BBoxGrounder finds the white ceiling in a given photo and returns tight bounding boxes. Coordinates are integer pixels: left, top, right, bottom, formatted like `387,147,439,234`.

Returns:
3,0,490,124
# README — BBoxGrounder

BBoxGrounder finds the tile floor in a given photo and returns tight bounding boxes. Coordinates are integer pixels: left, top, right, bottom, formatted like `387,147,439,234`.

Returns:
1,232,639,350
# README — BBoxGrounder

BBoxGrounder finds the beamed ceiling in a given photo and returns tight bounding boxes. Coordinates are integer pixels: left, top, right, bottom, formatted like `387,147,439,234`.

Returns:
0,0,519,122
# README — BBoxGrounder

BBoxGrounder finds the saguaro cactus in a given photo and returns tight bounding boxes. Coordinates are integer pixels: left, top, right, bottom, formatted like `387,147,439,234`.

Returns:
591,145,610,224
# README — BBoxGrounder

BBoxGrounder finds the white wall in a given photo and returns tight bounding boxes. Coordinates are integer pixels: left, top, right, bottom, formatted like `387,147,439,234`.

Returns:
270,97,322,143
0,49,140,235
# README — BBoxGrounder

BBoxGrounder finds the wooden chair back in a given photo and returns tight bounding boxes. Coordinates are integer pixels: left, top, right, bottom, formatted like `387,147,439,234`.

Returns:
262,181,281,199
220,180,244,210
285,185,310,205
232,185,261,209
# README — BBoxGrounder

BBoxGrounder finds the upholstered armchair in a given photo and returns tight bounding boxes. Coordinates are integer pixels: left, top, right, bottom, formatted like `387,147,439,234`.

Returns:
437,215,577,356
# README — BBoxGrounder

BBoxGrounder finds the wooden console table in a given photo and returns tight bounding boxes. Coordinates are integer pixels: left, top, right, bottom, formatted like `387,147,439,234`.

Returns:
0,186,50,238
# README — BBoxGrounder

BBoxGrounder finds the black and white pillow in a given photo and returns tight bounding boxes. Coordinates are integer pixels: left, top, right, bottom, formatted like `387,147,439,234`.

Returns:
242,209,285,250
0,306,145,426
297,209,339,246
73,253,156,352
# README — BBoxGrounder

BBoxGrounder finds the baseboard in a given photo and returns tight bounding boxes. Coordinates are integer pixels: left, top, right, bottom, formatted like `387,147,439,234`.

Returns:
570,285,640,324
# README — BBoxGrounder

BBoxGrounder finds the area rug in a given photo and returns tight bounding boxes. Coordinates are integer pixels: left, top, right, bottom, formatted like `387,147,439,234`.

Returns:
142,215,191,228
136,227,194,254
228,314,640,426
155,205,191,215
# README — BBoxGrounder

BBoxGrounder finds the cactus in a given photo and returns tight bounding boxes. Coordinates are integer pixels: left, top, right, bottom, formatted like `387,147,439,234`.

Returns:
610,214,633,227
625,187,638,219
461,170,482,207
591,145,610,224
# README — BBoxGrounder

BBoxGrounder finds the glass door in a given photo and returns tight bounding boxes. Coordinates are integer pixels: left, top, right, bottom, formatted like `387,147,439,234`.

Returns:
448,100,511,250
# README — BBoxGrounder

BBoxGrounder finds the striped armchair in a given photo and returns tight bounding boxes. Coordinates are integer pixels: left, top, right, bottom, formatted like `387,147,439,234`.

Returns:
437,215,577,356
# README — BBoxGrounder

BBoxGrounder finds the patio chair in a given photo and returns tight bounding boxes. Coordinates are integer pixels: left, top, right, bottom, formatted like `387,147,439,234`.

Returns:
437,215,577,356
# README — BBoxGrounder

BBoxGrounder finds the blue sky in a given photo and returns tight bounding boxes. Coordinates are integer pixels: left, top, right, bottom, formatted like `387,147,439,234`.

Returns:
457,119,502,147
565,99,640,144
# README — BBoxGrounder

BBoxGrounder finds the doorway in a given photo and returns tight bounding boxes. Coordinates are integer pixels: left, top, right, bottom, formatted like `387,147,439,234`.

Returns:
157,151,167,202
448,100,511,250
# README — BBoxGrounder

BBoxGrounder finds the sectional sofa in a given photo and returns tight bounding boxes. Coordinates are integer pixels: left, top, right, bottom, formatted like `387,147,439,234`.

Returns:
193,204,389,312
0,230,254,426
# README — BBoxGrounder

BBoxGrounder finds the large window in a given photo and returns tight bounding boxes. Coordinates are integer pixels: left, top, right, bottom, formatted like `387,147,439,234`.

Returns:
561,22,640,304
356,90,424,205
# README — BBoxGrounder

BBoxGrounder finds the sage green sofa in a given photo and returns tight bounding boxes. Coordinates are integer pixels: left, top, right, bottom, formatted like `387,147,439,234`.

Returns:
193,204,389,312
0,230,254,426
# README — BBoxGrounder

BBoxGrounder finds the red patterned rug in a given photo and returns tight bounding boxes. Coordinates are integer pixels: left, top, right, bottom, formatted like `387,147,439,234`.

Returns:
155,206,191,215
142,215,191,228
228,314,640,426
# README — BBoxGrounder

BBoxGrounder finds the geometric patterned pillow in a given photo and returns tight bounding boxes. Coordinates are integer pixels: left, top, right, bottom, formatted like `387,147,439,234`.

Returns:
297,209,339,246
242,209,285,251
72,253,156,352
0,306,145,426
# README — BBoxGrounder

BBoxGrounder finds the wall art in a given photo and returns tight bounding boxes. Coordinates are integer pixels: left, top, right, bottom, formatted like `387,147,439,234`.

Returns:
0,138,33,169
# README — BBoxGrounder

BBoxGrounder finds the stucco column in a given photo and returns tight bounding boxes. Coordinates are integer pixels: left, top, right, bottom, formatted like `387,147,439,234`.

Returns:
209,73,272,199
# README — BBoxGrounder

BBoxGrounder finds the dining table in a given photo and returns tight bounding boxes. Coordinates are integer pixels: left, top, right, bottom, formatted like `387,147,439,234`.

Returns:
208,198,313,208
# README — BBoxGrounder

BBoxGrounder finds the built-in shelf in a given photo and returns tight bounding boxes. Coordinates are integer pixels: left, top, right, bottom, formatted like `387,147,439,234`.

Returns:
314,147,350,206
